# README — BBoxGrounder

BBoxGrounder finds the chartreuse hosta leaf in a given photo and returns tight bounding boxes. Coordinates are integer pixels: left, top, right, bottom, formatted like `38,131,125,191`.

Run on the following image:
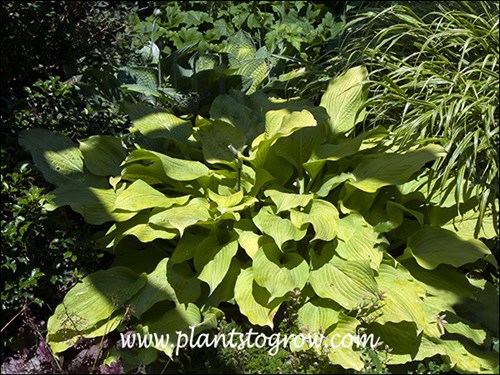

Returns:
309,244,378,310
349,144,447,193
143,303,202,358
296,297,341,336
304,127,388,180
19,128,85,185
208,189,244,209
128,258,201,317
112,213,177,245
124,102,192,142
125,149,210,182
79,135,127,177
249,108,317,165
200,120,247,164
264,189,313,213
290,199,339,242
115,179,190,211
253,241,309,302
148,197,211,236
253,206,307,250
320,65,369,137
194,234,239,295
336,213,385,270
234,267,285,328
442,207,498,240
369,263,426,331
47,267,147,353
404,227,496,270
326,313,364,371
46,183,126,225
233,219,260,259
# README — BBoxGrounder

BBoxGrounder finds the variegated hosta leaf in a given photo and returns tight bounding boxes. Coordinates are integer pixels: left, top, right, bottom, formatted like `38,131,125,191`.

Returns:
19,128,85,185
264,189,313,213
194,235,239,295
349,144,447,193
309,245,378,310
320,65,369,137
253,206,307,250
124,102,192,142
128,258,201,317
79,135,127,176
148,197,211,236
115,179,190,211
405,227,496,270
234,267,284,328
253,241,309,302
47,267,147,353
369,263,426,331
336,213,385,270
290,199,339,241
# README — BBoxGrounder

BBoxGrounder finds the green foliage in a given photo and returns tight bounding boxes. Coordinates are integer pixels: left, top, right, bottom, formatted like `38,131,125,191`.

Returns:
20,66,499,373
339,1,499,231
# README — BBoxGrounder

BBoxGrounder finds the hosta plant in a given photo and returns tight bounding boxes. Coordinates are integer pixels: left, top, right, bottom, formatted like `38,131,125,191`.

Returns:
20,66,498,372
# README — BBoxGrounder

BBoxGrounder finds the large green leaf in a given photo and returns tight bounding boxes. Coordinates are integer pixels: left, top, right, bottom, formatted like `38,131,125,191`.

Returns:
124,102,192,141
320,66,369,136
253,241,309,302
19,128,85,185
296,297,341,335
233,219,261,259
234,267,284,328
199,120,247,164
115,180,190,211
46,183,119,225
369,263,426,331
335,214,384,270
349,144,446,193
253,206,307,250
144,303,202,357
112,213,177,245
194,235,239,295
309,245,378,310
290,198,339,241
326,313,364,371
264,189,313,213
47,267,146,353
405,227,495,270
442,208,498,240
149,197,211,236
79,135,127,176
274,126,325,171
129,258,201,317
125,149,210,182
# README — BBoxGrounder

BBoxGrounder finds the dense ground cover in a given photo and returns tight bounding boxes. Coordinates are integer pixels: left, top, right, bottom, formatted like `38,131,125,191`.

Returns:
1,1,498,374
